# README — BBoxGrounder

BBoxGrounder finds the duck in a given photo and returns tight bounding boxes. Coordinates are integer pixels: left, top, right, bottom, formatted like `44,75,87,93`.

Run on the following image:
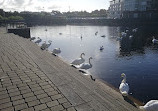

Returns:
119,73,129,96
139,100,158,111
52,48,61,56
40,40,52,50
35,37,42,44
79,57,93,70
71,53,85,65
100,46,104,51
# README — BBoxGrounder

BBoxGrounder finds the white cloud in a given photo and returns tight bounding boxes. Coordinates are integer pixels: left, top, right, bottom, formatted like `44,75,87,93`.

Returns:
0,0,109,12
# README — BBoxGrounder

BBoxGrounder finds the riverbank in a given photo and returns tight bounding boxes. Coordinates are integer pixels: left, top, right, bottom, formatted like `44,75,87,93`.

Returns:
0,27,139,111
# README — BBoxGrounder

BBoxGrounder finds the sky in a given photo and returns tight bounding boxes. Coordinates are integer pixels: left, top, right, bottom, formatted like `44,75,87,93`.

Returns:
0,0,110,12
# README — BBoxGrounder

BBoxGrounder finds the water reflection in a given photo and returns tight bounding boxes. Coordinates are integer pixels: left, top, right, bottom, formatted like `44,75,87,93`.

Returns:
116,26,158,56
30,25,158,103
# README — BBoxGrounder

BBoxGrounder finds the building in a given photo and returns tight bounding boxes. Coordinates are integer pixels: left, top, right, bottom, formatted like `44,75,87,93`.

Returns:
108,0,158,19
108,0,124,19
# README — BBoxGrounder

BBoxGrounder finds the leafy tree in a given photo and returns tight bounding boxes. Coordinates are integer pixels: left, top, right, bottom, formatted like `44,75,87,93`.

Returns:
8,16,24,20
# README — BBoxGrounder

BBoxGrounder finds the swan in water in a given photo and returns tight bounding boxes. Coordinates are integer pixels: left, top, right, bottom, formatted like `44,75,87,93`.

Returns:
101,35,106,37
40,40,52,50
95,31,98,36
132,28,138,32
71,53,85,65
80,34,83,39
30,37,36,41
119,73,129,96
139,100,158,111
152,36,158,44
52,48,61,56
100,46,104,51
35,37,42,44
79,57,93,70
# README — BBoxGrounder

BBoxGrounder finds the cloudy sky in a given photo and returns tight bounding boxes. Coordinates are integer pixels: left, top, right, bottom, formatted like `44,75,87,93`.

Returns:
0,0,110,12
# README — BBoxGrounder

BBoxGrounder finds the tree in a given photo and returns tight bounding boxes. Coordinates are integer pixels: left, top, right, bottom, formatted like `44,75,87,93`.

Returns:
8,16,24,20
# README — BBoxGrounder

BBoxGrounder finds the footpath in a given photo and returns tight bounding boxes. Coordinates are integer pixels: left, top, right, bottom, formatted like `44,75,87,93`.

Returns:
0,27,139,111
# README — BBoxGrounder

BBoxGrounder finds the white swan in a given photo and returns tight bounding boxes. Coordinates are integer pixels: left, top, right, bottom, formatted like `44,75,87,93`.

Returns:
119,73,129,96
35,37,42,44
100,46,104,51
139,100,158,111
152,36,158,44
71,53,85,65
132,28,138,32
40,40,52,50
79,57,92,70
52,48,61,55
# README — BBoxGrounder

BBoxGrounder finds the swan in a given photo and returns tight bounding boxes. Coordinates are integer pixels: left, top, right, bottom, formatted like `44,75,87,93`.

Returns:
71,53,85,65
121,32,127,37
52,48,61,55
79,57,93,70
95,31,98,36
119,73,129,96
152,36,158,44
132,28,138,32
40,40,52,50
30,37,36,41
139,100,158,111
100,46,104,51
116,37,122,41
35,37,42,44
101,35,106,37
80,34,83,39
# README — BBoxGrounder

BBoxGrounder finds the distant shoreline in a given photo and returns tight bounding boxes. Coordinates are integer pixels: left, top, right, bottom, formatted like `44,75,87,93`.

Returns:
1,18,158,27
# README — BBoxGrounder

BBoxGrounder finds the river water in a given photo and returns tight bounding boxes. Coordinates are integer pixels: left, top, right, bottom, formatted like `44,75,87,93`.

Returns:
30,25,158,103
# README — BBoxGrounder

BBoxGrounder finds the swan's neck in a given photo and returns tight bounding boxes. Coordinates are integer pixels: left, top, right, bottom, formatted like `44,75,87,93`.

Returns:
122,76,126,83
80,53,84,58
89,58,92,66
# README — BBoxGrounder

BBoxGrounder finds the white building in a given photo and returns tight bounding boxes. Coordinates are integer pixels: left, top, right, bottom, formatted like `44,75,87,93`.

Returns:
108,0,124,19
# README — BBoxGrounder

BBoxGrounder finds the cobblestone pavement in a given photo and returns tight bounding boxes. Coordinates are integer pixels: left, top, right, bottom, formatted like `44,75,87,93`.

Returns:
0,29,76,111
0,28,139,111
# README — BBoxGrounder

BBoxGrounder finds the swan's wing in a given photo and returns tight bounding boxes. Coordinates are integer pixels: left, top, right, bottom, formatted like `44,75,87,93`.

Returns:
79,63,91,69
119,83,129,94
144,100,158,111
71,58,85,65
145,100,158,106
53,49,61,54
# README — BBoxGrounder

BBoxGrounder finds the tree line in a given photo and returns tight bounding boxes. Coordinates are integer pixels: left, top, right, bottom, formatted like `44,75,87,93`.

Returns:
0,9,107,22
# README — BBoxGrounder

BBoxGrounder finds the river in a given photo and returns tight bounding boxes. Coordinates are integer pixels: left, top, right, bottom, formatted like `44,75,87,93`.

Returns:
30,25,158,103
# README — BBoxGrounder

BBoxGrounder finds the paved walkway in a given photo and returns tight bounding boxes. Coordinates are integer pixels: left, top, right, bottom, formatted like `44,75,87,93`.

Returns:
0,27,139,111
